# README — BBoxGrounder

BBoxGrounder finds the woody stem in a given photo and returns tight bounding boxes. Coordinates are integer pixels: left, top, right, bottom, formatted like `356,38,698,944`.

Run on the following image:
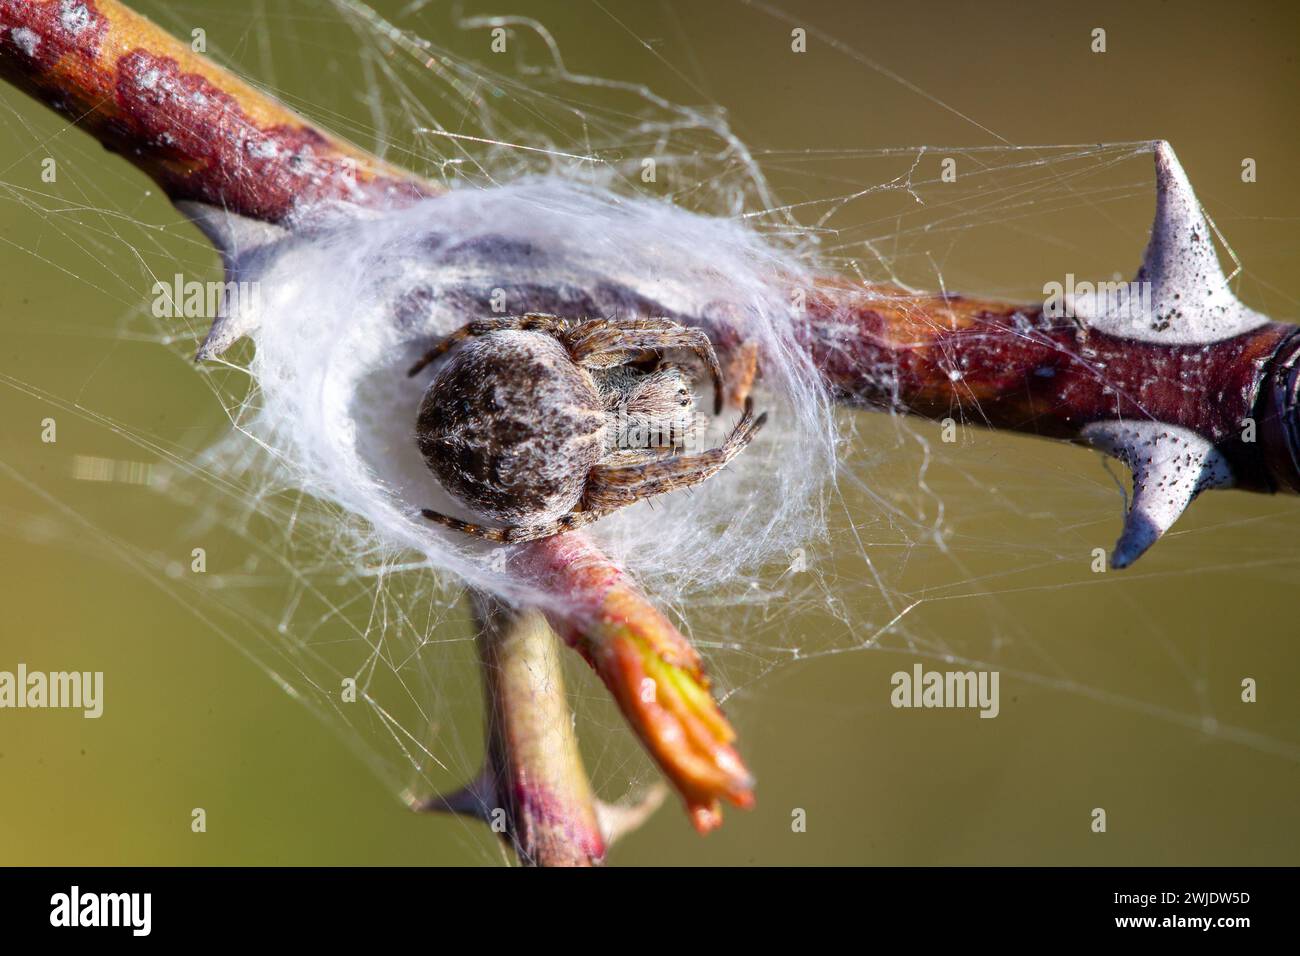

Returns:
468,596,605,866
797,282,1300,494
0,0,433,221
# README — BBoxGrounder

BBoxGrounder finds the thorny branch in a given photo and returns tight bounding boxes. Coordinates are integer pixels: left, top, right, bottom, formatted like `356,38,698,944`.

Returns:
798,146,1300,567
4,0,1297,863
423,596,670,866
422,599,606,867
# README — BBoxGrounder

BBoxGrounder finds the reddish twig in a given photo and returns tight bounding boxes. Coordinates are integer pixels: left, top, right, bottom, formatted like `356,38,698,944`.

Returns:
0,0,432,221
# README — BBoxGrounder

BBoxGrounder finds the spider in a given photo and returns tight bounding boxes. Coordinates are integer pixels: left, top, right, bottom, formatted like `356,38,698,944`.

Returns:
408,313,766,542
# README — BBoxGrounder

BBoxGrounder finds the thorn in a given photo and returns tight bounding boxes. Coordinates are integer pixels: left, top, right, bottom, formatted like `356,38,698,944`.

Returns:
194,313,254,363
1081,421,1235,568
174,200,288,360
403,767,498,822
175,200,288,262
1073,141,1267,345
595,784,668,847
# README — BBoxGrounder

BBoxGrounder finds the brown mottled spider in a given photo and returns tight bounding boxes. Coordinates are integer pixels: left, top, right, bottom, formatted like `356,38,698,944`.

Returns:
408,313,767,543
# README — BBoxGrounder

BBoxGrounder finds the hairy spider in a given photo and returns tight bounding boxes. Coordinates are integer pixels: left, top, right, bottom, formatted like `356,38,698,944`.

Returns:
409,314,767,542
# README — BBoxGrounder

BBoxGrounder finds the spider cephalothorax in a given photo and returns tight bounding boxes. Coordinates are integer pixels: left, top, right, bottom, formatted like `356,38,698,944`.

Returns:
409,314,766,542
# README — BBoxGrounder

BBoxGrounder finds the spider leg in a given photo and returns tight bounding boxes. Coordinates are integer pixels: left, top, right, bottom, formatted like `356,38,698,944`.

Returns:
584,398,767,508
562,317,726,414
407,313,568,377
419,507,607,543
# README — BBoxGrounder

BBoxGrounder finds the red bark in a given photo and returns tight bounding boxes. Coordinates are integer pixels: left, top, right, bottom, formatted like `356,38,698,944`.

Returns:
0,0,432,222
799,280,1300,494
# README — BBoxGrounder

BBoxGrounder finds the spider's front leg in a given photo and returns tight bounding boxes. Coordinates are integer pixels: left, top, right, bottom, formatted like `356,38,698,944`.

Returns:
584,398,767,508
562,318,726,414
406,313,567,377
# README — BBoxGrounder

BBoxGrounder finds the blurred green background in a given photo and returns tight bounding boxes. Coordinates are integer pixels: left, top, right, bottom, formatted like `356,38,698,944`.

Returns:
1,0,1297,865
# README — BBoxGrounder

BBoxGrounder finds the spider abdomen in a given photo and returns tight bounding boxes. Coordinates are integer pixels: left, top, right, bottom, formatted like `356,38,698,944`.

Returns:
416,330,606,523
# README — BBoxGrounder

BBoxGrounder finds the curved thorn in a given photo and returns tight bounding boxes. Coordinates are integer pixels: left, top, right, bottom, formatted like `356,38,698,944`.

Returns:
595,784,669,848
1082,421,1235,568
175,201,289,360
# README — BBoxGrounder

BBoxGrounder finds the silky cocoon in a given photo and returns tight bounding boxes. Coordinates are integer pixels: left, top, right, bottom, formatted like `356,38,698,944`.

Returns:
208,179,838,611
